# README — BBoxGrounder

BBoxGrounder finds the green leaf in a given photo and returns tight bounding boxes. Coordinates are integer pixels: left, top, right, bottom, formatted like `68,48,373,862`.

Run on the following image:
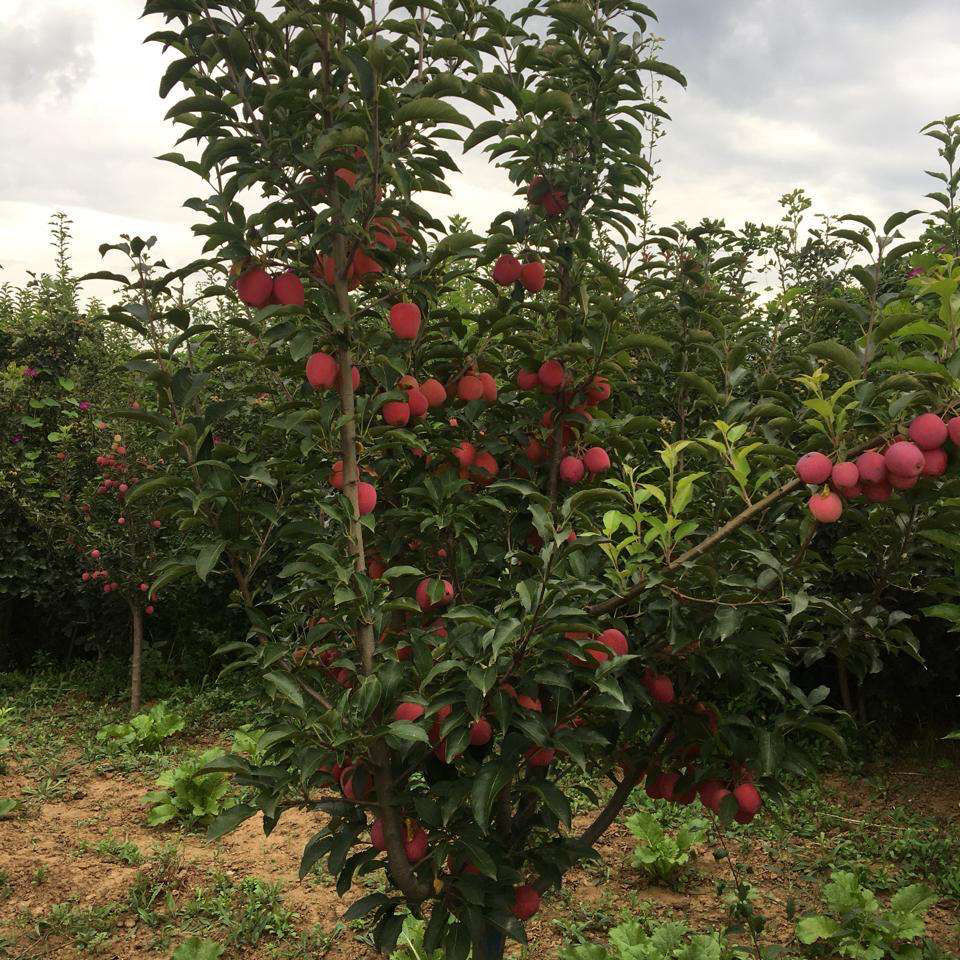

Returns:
637,59,687,87
159,56,197,99
206,803,257,841
263,671,305,709
395,98,473,128
389,722,430,744
806,340,861,379
172,937,225,960
471,764,510,832
196,540,227,581
344,892,391,921
796,915,841,944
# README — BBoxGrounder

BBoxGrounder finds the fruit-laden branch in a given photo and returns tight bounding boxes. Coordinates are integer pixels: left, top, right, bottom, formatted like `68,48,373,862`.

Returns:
332,240,432,903
532,720,672,895
587,476,803,615
587,415,955,617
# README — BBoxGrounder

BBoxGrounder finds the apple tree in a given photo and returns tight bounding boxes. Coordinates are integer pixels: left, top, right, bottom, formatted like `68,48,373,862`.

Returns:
84,1,959,957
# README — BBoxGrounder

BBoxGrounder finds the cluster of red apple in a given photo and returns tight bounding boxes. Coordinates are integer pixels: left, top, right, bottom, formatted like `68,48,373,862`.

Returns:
527,174,569,218
236,267,305,308
89,445,163,529
79,551,157,613
515,360,613,484
801,412,959,522
323,755,541,917
491,254,545,292
312,217,413,290
645,764,762,824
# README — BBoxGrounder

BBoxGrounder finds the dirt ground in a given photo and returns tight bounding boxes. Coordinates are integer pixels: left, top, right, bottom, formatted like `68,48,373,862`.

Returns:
1,710,958,960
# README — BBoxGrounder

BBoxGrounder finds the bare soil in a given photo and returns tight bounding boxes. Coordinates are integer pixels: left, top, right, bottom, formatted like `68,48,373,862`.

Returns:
1,710,958,960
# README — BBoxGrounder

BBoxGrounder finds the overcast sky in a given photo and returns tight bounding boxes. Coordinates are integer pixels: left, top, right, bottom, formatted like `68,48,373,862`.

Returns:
0,0,957,290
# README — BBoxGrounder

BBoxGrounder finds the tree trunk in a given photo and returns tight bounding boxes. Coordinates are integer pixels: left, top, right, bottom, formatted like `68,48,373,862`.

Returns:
129,601,144,715
471,926,505,960
855,676,867,725
836,656,853,716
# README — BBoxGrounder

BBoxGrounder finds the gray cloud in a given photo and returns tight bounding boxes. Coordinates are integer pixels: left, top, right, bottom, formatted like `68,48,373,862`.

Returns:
0,2,94,103
649,0,959,228
1,0,959,290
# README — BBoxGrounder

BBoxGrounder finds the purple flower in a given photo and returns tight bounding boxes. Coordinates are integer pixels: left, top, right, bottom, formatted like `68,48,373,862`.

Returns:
79,401,91,411
907,267,925,278
11,435,22,444
22,367,38,379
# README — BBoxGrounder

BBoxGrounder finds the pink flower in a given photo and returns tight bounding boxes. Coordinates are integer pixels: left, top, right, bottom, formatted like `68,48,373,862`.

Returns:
22,367,38,378
78,401,91,411
11,435,22,444
907,267,925,278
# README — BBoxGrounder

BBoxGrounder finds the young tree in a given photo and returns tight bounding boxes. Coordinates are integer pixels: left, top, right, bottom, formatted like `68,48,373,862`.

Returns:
85,1,958,957
77,432,173,712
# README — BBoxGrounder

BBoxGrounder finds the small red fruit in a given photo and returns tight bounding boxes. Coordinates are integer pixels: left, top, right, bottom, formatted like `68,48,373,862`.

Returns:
394,702,425,723
863,480,892,502
406,388,429,418
469,718,492,746
452,441,476,468
356,482,377,515
645,672,675,704
511,885,541,921
273,270,305,306
591,628,628,661
733,782,762,822
795,452,832,484
420,378,447,408
145,605,154,615
884,441,924,478
478,372,498,403
370,818,387,852
472,451,499,484
922,447,948,476
538,359,564,392
236,267,273,307
909,412,948,450
389,302,421,339
306,352,338,390
457,375,484,402
889,471,918,490
948,417,960,445
517,369,539,390
704,786,731,814
524,436,545,463
856,450,887,483
808,490,843,523
519,261,545,293
583,446,611,474
492,254,523,286
383,401,411,427
526,746,555,767
403,824,429,862
559,455,585,484
416,577,454,612
831,461,859,488
585,375,611,405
